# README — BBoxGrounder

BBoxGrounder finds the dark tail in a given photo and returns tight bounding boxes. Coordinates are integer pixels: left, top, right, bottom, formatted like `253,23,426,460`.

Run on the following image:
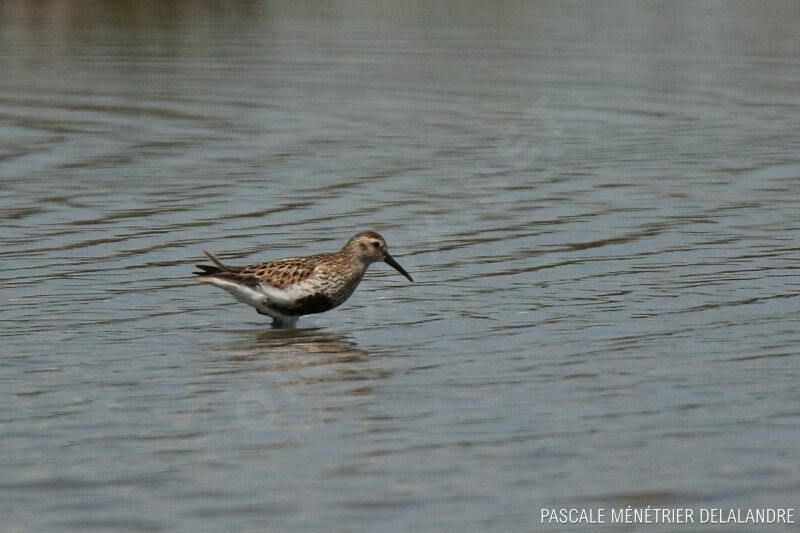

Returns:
193,250,242,276
193,264,223,276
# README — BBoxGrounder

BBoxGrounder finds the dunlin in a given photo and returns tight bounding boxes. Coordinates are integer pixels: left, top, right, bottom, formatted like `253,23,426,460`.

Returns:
194,231,413,328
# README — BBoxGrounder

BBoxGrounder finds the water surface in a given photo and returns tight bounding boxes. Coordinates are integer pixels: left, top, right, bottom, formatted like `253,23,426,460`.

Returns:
2,1,800,531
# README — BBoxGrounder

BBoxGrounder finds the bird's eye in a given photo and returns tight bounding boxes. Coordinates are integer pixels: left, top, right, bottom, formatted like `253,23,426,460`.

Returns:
372,241,381,248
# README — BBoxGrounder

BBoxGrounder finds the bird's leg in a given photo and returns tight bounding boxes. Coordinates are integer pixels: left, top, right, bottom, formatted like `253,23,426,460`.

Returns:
271,316,298,329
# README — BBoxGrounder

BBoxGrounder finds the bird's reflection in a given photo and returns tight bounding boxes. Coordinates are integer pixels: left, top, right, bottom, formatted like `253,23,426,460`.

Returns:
210,326,391,385
225,326,367,361
202,327,397,432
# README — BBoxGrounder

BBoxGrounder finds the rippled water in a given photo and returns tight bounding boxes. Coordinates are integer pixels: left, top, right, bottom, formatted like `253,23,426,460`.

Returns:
2,1,800,531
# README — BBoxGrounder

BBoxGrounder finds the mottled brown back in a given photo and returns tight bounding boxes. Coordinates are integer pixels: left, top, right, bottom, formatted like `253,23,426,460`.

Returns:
196,252,341,289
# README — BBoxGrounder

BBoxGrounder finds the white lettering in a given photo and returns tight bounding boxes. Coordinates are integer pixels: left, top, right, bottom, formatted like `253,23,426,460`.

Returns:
540,508,606,524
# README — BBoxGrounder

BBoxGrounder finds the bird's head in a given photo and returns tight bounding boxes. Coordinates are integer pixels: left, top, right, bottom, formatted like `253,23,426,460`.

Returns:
343,231,414,282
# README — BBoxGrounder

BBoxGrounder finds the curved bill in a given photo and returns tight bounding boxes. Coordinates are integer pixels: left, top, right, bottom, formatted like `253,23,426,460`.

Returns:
384,254,414,282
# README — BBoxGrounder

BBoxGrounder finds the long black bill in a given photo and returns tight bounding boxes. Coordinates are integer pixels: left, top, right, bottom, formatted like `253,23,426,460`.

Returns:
384,254,414,283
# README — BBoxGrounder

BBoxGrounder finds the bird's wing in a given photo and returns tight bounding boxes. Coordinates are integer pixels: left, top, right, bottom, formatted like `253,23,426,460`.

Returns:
245,255,336,308
196,250,324,283
239,256,326,289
